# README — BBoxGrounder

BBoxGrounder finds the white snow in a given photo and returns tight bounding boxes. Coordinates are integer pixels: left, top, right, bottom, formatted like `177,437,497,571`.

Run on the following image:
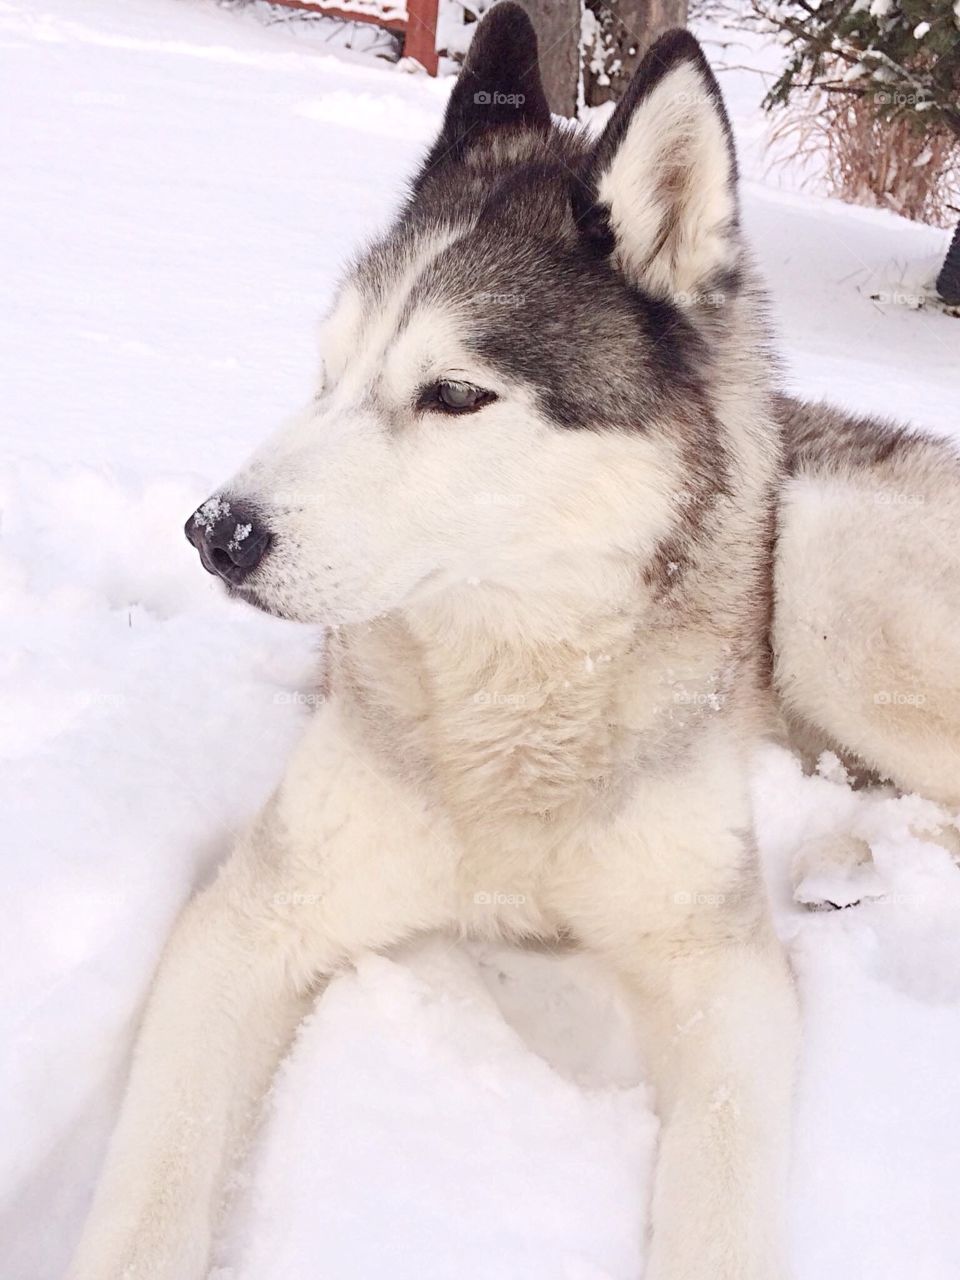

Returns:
228,522,253,550
1,2,959,1278
194,495,232,531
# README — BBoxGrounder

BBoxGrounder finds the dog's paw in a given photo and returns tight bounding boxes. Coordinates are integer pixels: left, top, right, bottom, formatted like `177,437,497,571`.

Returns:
792,832,874,911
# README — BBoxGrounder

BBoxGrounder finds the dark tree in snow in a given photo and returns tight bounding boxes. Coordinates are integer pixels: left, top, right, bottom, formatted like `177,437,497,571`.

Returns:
582,0,688,107
518,0,582,117
937,221,960,305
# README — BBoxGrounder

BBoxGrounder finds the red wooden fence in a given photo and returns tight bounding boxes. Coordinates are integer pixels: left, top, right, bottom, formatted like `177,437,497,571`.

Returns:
267,0,440,75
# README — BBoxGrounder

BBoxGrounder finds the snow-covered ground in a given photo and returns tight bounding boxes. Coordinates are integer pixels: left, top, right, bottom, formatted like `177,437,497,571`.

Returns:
2,1,959,1277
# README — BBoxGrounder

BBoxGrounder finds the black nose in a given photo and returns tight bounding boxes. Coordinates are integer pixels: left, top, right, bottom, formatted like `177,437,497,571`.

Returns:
184,497,272,584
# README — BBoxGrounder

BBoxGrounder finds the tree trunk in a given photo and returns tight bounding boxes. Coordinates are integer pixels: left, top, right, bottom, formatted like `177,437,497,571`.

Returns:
517,0,581,119
583,0,688,108
936,220,960,307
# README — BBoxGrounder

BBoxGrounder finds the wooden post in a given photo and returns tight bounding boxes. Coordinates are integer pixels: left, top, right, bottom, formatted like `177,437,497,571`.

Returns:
404,0,439,74
518,0,581,118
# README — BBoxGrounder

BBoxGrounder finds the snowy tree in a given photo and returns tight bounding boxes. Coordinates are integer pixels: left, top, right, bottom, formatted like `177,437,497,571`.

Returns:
754,0,960,301
581,0,688,106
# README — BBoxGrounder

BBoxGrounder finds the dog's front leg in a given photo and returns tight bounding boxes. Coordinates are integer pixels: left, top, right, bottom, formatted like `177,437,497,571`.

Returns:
68,709,456,1280
561,767,798,1280
67,828,313,1280
628,932,798,1280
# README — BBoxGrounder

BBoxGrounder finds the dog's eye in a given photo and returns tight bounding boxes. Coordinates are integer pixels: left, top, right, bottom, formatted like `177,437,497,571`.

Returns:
423,380,496,415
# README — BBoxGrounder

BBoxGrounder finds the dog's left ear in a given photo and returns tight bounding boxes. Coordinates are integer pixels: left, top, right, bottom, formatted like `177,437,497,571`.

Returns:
578,30,739,304
418,2,551,176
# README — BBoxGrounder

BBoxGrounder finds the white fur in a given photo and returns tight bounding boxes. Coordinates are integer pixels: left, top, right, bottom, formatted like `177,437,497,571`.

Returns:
775,466,960,809
70,643,798,1280
596,61,737,301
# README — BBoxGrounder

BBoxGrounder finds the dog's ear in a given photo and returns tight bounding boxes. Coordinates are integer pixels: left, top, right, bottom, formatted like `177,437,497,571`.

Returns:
577,30,739,304
418,2,550,174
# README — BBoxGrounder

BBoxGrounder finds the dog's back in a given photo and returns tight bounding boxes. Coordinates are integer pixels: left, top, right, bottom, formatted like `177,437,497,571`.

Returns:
774,394,960,804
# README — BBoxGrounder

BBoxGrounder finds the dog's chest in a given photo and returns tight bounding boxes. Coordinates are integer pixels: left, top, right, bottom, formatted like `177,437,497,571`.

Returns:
427,652,624,828
332,616,709,836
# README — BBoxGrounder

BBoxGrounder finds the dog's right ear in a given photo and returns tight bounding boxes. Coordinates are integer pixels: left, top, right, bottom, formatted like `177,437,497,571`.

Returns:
416,2,551,178
577,30,740,305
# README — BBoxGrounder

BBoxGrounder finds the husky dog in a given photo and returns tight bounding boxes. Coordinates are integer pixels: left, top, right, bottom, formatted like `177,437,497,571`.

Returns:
69,8,960,1280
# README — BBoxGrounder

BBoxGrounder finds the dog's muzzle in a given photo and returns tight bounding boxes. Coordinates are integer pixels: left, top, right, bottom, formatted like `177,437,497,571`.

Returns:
184,497,272,585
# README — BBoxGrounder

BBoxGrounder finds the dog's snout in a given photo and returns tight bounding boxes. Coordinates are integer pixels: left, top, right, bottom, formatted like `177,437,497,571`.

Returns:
184,497,272,584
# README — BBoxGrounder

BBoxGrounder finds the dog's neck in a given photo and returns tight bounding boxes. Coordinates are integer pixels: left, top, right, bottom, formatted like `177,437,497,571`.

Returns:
329,567,648,728
402,556,650,651
328,586,643,832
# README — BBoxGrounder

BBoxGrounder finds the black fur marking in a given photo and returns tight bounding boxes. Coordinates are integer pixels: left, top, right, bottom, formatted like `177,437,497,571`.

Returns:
478,163,578,242
755,490,780,683
775,394,940,473
414,3,550,191
570,182,617,261
626,290,703,391
456,233,713,433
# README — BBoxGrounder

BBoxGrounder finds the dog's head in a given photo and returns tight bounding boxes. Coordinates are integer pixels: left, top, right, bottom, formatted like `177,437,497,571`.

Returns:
186,4,749,629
